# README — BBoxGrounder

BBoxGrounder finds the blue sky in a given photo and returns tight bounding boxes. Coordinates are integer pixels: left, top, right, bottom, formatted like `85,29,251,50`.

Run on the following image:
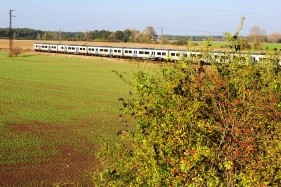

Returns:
1,0,280,36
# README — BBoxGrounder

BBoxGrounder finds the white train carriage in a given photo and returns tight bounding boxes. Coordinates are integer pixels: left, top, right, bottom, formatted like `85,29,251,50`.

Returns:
87,46,98,56
168,50,189,61
57,44,68,53
152,49,169,60
33,43,51,52
137,48,153,59
33,43,41,51
123,48,155,59
77,45,87,55
111,47,124,57
49,44,58,52
123,48,135,58
94,46,112,56
61,45,87,54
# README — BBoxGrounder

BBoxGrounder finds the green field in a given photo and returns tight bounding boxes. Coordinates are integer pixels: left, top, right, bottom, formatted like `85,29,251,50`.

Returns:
0,52,153,186
194,41,281,50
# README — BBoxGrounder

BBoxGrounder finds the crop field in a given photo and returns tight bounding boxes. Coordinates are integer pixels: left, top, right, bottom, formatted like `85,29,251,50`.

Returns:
0,50,155,186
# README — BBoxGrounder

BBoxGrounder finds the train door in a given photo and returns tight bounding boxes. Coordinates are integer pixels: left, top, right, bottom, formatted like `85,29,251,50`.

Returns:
110,49,113,56
39,45,41,51
134,50,137,58
151,51,155,59
76,47,79,53
48,45,51,52
96,48,98,55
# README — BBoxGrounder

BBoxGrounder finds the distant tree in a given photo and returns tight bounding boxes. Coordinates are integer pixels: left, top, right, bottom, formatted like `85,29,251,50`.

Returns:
144,26,157,41
13,32,17,40
36,33,41,40
238,38,251,50
134,32,145,43
248,26,266,49
115,30,124,41
53,32,58,40
162,37,170,44
268,32,281,43
42,32,47,40
84,30,92,41
130,29,140,43
108,32,115,41
123,29,132,42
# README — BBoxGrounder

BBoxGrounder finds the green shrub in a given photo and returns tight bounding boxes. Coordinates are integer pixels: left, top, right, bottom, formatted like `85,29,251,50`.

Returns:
93,52,281,186
172,39,188,46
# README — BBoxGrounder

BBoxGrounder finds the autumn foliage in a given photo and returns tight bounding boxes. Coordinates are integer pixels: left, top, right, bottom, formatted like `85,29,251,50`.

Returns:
92,49,281,186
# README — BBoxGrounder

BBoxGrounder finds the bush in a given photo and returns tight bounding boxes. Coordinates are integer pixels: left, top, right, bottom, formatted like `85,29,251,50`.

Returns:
93,51,281,186
9,47,22,57
172,39,188,46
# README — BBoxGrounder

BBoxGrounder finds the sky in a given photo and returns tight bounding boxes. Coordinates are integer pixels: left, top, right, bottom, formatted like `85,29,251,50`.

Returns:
1,0,281,36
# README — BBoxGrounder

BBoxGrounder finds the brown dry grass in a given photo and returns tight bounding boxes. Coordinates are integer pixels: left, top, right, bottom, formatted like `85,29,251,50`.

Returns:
0,39,203,51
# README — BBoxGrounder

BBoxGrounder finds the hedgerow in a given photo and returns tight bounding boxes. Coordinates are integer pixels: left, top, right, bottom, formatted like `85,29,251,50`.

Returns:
92,20,281,187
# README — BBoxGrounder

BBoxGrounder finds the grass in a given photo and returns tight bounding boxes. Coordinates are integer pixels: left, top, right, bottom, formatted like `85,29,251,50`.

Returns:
193,41,281,50
0,51,155,186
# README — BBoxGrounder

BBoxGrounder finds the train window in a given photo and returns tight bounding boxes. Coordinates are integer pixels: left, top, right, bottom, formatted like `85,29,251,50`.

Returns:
176,53,180,57
114,50,117,53
68,47,71,49
104,49,108,52
61,47,64,49
171,53,175,56
129,51,132,54
118,50,121,53
80,48,82,50
54,46,56,49
89,48,91,51
125,50,128,53
72,47,75,50
157,52,161,55
100,49,104,52
183,53,187,57
83,48,85,50
162,52,166,56
139,51,144,54
145,51,149,55
35,45,38,47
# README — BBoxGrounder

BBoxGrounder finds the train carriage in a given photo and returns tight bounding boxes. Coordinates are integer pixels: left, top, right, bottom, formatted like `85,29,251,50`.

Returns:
94,46,112,56
33,43,51,52
57,44,68,53
111,47,124,57
33,42,279,64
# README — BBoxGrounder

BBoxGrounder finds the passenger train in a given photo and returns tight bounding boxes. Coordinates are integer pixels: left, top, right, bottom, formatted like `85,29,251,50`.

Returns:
33,43,279,63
